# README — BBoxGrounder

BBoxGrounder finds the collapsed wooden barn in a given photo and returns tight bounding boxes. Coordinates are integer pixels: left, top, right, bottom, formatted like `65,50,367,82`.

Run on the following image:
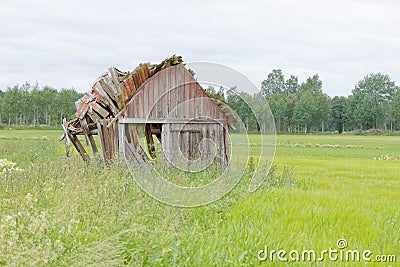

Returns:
60,55,237,166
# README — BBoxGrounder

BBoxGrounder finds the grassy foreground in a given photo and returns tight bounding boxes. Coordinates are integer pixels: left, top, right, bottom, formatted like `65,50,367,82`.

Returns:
0,129,399,266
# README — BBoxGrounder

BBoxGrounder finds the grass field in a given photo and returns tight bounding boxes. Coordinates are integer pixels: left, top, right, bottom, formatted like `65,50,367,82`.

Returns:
0,129,399,266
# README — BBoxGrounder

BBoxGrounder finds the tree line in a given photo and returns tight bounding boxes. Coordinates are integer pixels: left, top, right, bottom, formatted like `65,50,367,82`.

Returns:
0,82,83,127
218,70,400,133
1,72,400,133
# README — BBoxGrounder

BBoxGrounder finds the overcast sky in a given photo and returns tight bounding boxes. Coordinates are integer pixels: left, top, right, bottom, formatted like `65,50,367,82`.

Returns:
1,0,399,96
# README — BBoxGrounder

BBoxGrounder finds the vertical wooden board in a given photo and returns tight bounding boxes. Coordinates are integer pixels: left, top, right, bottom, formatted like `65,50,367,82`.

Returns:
223,124,229,163
134,72,141,89
153,73,159,118
184,128,189,159
148,78,154,118
127,97,133,117
134,95,139,118
102,123,110,160
200,124,206,161
182,67,187,118
159,74,165,118
160,70,167,118
151,75,158,119
169,67,177,118
187,72,194,118
153,75,159,118
147,85,151,118
69,133,90,162
161,124,167,159
142,83,147,118
142,86,149,118
122,80,130,103
143,63,150,79
218,124,223,164
97,120,107,163
118,123,125,161
205,125,210,161
127,77,137,98
175,68,182,118
114,122,119,159
199,95,204,119
167,67,174,118
80,117,98,156
203,98,209,118
109,120,114,158
137,90,142,118
165,67,170,115
192,82,198,118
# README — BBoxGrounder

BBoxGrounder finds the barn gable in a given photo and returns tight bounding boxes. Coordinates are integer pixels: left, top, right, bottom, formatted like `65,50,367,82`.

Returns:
123,64,228,121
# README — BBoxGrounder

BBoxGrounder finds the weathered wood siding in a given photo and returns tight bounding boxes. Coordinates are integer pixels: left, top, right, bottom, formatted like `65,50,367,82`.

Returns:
123,64,231,165
125,64,227,120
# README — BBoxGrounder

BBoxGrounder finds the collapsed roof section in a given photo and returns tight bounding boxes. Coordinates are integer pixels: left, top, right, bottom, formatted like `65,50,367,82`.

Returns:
60,55,238,163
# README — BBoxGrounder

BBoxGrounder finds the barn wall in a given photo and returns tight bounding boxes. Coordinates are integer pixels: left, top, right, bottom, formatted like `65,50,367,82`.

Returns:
125,64,227,121
162,122,229,167
121,63,231,166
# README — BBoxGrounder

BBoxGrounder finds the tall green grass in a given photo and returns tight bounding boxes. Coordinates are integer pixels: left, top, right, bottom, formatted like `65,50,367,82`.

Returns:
0,130,399,266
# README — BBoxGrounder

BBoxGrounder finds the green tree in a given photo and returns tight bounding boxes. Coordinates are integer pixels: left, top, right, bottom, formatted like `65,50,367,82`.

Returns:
285,75,300,94
392,91,400,130
2,86,20,125
294,74,330,133
30,83,43,126
42,86,57,126
330,96,347,133
226,87,258,132
54,88,82,124
350,73,398,129
261,69,285,97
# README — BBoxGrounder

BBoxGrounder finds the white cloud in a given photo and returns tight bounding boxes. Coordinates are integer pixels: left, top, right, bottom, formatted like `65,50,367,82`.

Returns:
0,0,399,96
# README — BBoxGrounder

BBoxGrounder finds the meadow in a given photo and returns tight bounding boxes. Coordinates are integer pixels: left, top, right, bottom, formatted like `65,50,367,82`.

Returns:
0,129,399,266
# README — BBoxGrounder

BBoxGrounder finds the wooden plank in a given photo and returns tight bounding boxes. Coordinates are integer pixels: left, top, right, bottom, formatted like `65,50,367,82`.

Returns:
118,123,125,161
61,118,71,157
109,67,121,94
156,73,163,118
75,102,89,119
87,109,101,123
97,120,107,163
165,67,170,115
181,67,186,118
143,86,148,119
143,63,150,79
169,67,178,118
99,78,117,101
132,72,140,89
148,77,154,118
127,77,137,98
109,119,115,159
151,75,158,118
223,125,229,164
92,82,119,115
68,132,90,162
113,120,119,159
128,124,150,162
124,136,146,165
91,102,110,118
102,122,111,161
80,116,98,156
122,79,132,103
